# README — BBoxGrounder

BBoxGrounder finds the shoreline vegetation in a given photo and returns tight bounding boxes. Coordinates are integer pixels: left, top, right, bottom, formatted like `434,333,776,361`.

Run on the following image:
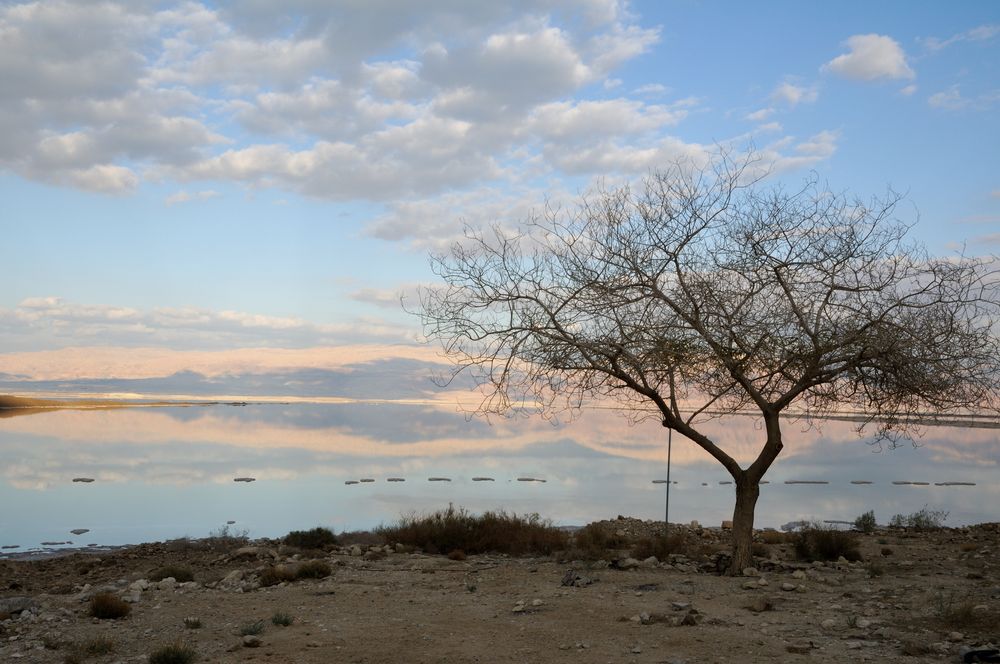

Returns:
2,394,999,429
0,394,240,418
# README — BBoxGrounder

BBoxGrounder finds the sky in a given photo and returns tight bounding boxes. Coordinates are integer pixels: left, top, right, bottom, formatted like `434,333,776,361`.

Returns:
1,0,998,391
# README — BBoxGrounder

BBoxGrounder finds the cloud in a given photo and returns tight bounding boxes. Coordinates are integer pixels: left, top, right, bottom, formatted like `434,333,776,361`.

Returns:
1,0,658,199
927,85,1000,111
745,108,773,122
770,81,818,106
822,34,915,81
899,84,918,96
633,83,667,96
165,189,220,205
921,24,999,52
0,297,417,352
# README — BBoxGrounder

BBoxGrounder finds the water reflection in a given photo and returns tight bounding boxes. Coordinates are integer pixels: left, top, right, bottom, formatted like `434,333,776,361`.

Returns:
0,402,996,551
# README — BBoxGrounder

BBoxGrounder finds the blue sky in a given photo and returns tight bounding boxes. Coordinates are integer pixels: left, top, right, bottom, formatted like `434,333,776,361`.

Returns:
0,0,997,383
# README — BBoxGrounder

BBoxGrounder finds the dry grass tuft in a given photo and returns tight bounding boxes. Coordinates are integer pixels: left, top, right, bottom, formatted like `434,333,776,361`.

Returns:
148,643,197,664
89,592,131,620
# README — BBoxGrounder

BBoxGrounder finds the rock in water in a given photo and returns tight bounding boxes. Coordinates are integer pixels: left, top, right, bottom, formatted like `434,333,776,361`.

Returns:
70,528,90,535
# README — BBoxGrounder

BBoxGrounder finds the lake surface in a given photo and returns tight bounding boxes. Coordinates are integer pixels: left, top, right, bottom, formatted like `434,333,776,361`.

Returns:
1,400,997,554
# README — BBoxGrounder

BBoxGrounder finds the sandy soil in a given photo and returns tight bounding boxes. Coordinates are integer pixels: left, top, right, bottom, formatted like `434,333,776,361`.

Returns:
1,521,997,663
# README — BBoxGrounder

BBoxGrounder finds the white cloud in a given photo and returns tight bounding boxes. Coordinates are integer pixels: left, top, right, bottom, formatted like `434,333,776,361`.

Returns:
770,81,818,106
822,34,915,81
746,108,773,122
2,297,416,350
921,24,999,52
928,85,1000,111
633,83,667,96
900,84,918,96
165,189,220,205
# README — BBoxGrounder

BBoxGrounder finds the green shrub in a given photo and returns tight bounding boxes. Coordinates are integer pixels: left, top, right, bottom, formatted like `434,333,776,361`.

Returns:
283,527,338,550
377,505,568,556
150,565,195,582
853,510,876,534
794,528,862,562
89,592,131,619
890,506,948,530
148,643,197,664
271,611,294,626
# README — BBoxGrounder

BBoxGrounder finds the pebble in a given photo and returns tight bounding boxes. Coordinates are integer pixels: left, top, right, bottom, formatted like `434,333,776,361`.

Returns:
781,583,797,591
743,567,759,577
791,570,806,579
821,618,837,630
243,635,262,648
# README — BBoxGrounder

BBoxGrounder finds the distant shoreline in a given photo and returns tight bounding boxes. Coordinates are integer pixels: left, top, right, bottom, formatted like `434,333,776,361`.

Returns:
0,394,240,416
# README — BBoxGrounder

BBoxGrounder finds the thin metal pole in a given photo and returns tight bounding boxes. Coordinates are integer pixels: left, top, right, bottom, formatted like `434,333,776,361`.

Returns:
665,427,672,536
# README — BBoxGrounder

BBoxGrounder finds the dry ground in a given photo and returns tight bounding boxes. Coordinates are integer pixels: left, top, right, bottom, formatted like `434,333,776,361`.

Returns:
1,521,997,663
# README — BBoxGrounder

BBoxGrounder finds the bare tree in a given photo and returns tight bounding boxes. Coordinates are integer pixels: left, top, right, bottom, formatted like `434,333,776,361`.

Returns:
417,152,1000,573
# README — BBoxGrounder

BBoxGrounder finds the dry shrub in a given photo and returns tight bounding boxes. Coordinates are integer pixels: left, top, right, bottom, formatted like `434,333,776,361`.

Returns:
89,592,131,620
447,549,467,561
751,542,771,558
571,523,629,559
150,565,194,582
630,533,687,560
338,530,382,547
377,505,568,556
759,530,789,545
960,542,978,552
794,528,862,562
283,527,338,550
295,560,332,579
258,566,297,587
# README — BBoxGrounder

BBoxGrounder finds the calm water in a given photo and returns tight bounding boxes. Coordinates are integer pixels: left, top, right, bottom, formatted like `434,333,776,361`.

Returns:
1,401,997,553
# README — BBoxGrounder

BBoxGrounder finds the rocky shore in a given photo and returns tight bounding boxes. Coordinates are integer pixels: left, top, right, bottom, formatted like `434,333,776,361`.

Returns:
1,519,997,663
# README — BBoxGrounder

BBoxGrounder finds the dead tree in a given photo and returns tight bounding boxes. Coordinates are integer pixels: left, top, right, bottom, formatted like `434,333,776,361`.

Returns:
418,152,1000,573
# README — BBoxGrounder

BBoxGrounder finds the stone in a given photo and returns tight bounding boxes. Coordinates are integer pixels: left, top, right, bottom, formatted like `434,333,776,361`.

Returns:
946,631,963,642
757,578,768,587
781,583,797,592
786,641,814,654
742,581,759,590
219,570,244,589
156,578,176,591
821,618,837,630
531,599,543,607
243,635,262,648
855,618,872,629
641,556,659,567
350,545,363,557
670,602,690,611
0,598,38,615
742,567,759,577
616,557,640,570
791,570,806,579
721,520,733,529
512,601,526,613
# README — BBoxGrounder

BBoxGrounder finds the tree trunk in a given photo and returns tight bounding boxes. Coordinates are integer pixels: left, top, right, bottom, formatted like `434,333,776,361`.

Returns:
728,474,760,574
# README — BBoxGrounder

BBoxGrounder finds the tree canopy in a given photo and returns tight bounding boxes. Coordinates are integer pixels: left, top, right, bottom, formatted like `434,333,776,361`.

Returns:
418,152,1000,571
